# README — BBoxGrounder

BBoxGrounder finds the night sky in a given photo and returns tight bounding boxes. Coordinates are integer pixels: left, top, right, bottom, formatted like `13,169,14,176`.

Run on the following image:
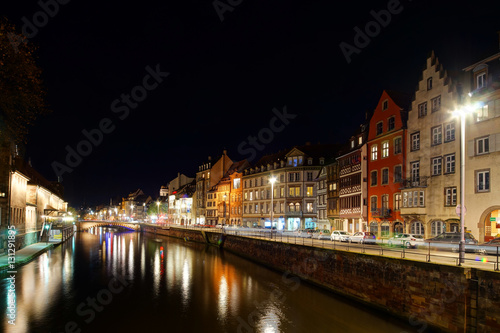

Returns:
2,0,499,207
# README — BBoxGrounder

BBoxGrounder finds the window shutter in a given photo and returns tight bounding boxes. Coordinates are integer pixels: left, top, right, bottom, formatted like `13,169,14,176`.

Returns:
490,134,496,152
467,140,475,157
488,101,495,120
495,100,500,118
496,133,500,152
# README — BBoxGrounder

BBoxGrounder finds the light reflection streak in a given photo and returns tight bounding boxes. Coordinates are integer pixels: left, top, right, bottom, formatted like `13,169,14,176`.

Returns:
153,248,160,296
181,258,191,308
217,275,228,320
128,238,134,278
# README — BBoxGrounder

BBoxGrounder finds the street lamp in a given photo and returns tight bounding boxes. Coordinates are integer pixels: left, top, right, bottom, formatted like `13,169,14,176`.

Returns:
223,193,227,226
269,176,277,238
157,201,160,223
453,102,481,264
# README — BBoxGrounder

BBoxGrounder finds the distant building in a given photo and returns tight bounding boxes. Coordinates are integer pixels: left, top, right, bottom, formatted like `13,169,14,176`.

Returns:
194,150,232,225
121,189,152,221
337,119,369,234
168,180,195,225
242,143,340,230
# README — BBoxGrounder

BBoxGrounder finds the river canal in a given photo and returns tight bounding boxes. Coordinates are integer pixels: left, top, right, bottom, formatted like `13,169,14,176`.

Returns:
1,228,418,332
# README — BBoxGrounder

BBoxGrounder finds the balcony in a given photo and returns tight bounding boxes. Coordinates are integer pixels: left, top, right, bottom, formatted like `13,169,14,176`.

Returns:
286,211,303,217
400,176,430,189
371,208,392,218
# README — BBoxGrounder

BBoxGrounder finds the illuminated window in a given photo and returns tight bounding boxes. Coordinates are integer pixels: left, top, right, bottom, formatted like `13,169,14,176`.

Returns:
371,145,378,161
382,141,389,158
476,72,486,89
306,186,314,197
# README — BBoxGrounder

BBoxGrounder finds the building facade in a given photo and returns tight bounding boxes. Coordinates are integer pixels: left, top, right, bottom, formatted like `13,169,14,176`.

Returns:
337,125,369,234
462,47,500,241
400,52,462,238
367,90,410,238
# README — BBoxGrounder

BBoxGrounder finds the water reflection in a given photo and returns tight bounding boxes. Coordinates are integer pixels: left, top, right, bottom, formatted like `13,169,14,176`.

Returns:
0,228,417,333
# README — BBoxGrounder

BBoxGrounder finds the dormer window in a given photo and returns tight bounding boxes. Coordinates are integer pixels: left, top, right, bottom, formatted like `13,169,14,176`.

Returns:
351,140,355,148
267,164,271,171
288,157,292,165
358,136,362,145
427,77,433,90
273,162,277,169
280,160,285,167
319,157,325,165
261,165,264,172
476,72,486,89
382,99,388,111
307,158,313,165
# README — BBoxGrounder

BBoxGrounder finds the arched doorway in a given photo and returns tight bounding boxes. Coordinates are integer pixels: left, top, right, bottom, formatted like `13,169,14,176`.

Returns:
479,206,500,242
394,222,404,235
369,221,378,236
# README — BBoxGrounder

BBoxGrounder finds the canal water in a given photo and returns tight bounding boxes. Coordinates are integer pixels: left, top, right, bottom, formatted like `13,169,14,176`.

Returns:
1,228,418,333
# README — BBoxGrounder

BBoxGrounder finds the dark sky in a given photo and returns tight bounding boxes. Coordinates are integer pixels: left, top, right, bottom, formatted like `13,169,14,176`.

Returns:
2,0,500,207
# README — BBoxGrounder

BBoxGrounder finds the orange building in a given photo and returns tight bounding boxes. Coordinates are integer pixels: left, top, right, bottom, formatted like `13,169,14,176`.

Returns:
367,90,410,238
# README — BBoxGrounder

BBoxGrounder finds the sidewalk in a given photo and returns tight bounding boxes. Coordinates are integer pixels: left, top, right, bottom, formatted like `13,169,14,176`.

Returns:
0,242,57,272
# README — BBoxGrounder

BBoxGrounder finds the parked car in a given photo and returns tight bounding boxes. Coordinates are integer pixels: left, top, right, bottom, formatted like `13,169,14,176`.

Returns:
349,231,376,244
314,229,331,240
296,229,313,238
387,233,424,248
331,230,350,242
476,238,500,255
425,232,478,252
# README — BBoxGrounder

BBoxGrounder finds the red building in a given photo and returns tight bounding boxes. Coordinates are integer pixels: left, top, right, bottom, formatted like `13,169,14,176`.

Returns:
367,90,410,238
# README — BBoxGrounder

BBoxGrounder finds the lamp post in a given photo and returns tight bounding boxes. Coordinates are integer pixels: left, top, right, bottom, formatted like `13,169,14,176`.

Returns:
453,103,479,264
269,176,277,238
157,201,160,223
223,193,227,226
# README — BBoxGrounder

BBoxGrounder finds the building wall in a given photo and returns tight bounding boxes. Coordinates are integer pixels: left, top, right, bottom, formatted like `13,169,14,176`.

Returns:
367,91,407,238
463,54,500,241
401,53,461,238
229,171,243,225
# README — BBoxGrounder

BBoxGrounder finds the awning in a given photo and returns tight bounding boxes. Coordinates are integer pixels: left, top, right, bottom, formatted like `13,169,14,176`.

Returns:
44,205,59,212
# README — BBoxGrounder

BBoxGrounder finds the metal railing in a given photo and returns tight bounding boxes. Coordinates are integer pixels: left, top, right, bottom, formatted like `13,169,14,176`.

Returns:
158,224,500,272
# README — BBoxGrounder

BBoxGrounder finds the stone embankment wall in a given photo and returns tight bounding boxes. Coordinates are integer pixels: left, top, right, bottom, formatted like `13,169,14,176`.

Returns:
142,226,500,332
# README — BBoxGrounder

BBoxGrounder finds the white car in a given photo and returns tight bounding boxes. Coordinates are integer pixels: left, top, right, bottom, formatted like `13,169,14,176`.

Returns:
387,233,424,248
331,230,350,242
